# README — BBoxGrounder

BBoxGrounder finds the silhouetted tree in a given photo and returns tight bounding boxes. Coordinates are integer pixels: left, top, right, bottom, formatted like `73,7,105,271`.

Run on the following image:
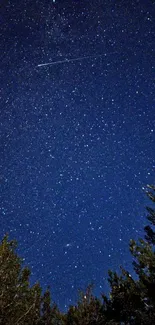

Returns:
0,235,62,325
41,287,63,325
65,285,105,325
102,184,155,324
0,235,42,324
1,184,155,324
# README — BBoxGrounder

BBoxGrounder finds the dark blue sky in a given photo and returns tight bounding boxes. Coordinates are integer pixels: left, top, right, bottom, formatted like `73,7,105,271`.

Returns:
1,0,155,310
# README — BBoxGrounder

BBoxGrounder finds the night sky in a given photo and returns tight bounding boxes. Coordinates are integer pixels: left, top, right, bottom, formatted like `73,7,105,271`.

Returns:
1,0,155,310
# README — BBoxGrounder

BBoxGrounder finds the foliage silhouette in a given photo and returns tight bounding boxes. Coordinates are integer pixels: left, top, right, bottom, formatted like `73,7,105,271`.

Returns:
0,184,155,324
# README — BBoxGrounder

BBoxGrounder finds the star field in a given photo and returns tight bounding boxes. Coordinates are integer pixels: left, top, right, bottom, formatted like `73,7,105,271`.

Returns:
0,0,155,309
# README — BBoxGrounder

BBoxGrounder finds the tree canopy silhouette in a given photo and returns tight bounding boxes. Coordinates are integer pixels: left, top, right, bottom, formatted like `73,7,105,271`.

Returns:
0,184,155,324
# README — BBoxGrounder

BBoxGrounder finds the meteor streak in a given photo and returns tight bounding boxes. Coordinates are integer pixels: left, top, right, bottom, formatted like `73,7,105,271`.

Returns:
37,54,105,67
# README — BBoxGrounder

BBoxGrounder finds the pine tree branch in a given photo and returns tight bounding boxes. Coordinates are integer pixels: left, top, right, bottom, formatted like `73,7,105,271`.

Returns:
15,303,34,324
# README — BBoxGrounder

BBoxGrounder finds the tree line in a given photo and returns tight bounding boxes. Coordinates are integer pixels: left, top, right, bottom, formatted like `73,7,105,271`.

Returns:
0,185,155,324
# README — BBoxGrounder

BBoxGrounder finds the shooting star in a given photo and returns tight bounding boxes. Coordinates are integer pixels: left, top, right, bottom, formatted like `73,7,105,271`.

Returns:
37,53,107,67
